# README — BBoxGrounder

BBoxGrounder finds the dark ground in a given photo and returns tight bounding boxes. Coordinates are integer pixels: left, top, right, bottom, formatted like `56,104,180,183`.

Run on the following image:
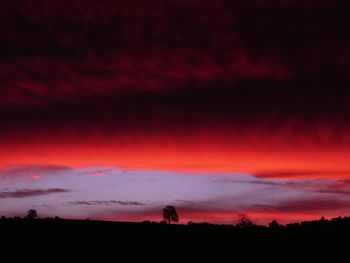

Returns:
1,217,349,260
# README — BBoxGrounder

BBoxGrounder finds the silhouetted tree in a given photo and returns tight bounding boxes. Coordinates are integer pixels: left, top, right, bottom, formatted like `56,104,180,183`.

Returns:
162,206,179,224
26,209,38,220
268,220,280,228
236,214,254,228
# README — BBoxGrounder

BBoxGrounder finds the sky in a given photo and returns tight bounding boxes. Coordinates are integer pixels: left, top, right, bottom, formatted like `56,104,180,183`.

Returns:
1,0,350,224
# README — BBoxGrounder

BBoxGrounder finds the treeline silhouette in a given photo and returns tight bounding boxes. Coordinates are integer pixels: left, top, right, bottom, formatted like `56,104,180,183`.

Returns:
1,212,349,259
2,209,350,230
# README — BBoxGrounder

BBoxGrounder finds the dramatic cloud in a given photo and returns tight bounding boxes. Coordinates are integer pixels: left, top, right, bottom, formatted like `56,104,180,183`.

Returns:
0,188,70,198
1,0,349,134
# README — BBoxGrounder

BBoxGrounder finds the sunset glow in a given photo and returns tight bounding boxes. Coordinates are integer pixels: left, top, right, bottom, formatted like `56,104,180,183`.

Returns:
1,0,350,224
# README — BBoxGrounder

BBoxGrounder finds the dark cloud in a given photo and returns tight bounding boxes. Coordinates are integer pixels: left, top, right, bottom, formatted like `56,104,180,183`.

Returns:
258,198,350,213
310,180,350,196
69,200,145,206
216,177,286,187
0,188,70,198
0,0,349,141
0,165,72,179
219,174,350,196
253,170,350,179
168,195,350,215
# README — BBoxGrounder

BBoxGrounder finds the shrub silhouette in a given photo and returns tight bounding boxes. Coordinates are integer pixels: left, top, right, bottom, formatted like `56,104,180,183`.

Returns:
162,206,179,224
269,220,281,228
26,209,38,220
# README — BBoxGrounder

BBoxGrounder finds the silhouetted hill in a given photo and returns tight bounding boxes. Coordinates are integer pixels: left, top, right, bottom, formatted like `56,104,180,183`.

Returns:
1,216,349,259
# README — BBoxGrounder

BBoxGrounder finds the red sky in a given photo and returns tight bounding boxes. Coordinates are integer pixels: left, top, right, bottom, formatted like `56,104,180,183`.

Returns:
1,125,349,178
1,0,350,224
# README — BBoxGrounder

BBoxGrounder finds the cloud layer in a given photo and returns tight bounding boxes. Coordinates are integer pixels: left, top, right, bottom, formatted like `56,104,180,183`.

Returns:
1,0,349,130
0,188,69,198
69,201,145,206
1,166,350,224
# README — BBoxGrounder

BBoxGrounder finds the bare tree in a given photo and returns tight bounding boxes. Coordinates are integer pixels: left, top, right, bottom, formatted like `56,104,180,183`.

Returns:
236,214,254,228
162,206,179,224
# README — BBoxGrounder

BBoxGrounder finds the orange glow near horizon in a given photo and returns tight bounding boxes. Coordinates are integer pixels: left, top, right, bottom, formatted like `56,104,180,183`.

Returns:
100,211,346,225
1,131,350,179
